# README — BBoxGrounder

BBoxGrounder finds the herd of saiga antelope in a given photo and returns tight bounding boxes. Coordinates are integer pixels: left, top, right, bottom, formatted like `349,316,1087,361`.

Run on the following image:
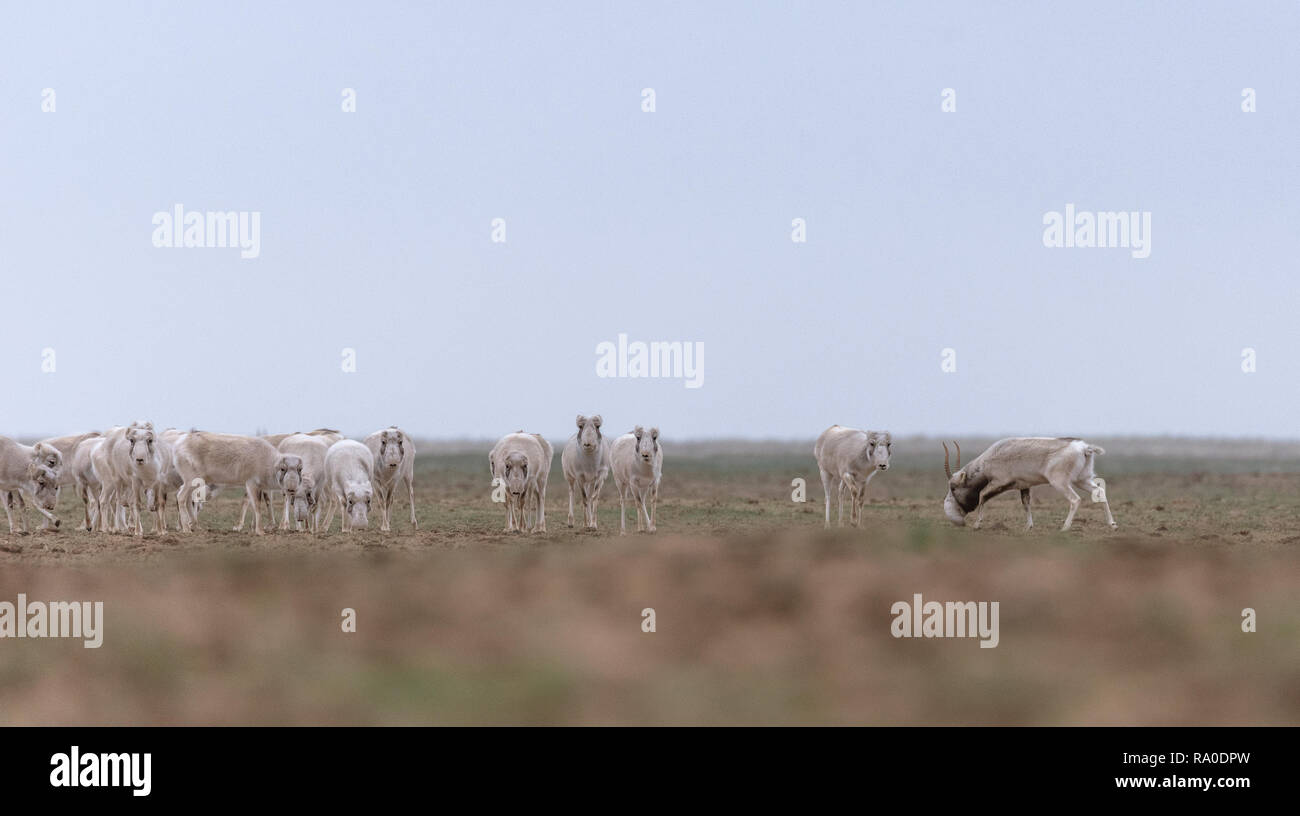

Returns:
0,416,1118,537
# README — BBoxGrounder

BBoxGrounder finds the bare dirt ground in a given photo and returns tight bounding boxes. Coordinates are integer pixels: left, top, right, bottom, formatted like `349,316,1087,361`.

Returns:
1,437,1297,725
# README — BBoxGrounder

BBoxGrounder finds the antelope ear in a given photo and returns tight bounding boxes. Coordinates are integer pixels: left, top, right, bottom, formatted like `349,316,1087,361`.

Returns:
650,427,659,441
591,415,601,428
576,414,586,428
634,425,644,439
954,472,967,486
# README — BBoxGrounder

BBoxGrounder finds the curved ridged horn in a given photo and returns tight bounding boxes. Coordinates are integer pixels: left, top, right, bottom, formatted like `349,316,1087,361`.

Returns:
943,442,952,479
953,441,961,469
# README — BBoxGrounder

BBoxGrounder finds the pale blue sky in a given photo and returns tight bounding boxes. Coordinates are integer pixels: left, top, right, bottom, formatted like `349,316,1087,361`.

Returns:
1,1,1296,439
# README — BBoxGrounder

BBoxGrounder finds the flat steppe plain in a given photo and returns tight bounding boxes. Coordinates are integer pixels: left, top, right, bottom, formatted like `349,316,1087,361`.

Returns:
1,437,1297,724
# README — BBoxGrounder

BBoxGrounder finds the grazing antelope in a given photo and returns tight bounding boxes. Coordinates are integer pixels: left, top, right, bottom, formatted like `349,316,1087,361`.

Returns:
942,438,1117,531
489,432,553,533
321,440,374,532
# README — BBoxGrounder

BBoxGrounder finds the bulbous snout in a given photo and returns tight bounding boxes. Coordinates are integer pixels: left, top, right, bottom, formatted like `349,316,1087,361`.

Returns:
943,492,966,525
